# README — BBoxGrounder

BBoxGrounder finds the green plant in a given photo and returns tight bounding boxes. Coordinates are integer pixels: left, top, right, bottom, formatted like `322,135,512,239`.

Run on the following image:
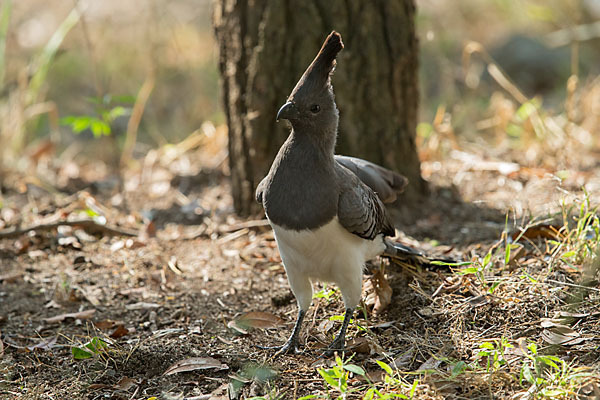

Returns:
61,94,133,138
556,190,599,267
519,341,596,398
71,336,109,360
475,338,513,374
316,355,365,398
313,284,338,302
363,360,418,400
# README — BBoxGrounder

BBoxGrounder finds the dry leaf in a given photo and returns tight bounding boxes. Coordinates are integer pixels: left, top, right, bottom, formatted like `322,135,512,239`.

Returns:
26,336,58,351
94,320,118,330
44,309,95,324
163,357,228,376
363,269,392,315
110,325,130,339
0,271,23,283
110,240,125,252
125,302,160,310
512,224,561,241
0,330,4,358
233,311,285,329
114,376,137,391
541,325,584,345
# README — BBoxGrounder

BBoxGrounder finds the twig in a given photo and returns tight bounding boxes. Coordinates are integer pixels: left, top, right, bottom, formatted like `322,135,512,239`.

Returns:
0,219,138,239
120,73,155,168
545,279,600,293
220,219,271,233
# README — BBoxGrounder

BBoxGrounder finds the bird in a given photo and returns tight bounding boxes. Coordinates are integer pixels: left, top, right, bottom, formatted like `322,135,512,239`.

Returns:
255,30,422,356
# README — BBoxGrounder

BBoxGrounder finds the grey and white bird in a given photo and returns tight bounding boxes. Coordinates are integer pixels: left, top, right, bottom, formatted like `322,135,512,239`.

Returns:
256,31,421,355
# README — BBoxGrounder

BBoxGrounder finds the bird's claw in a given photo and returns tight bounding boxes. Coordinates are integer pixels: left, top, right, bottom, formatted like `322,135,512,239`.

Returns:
256,339,300,356
321,337,345,357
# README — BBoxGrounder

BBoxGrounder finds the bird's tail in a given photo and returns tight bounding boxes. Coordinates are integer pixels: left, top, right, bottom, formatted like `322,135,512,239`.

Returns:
383,239,454,266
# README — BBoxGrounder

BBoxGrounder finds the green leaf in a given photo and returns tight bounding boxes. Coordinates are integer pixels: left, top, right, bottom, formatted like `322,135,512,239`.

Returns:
112,94,137,104
488,280,502,294
482,251,492,267
409,379,418,398
416,122,433,139
107,106,129,121
541,388,567,397
504,244,511,265
84,208,100,218
85,337,108,353
430,260,472,267
561,250,576,259
364,388,375,400
90,119,110,137
317,369,340,389
343,364,365,376
521,364,534,384
450,361,466,378
376,360,394,375
539,355,561,370
458,267,480,275
297,396,318,400
72,346,93,359
480,342,495,350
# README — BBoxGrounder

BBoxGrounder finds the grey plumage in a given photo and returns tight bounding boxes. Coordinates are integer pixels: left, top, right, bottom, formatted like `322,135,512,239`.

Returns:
256,31,414,356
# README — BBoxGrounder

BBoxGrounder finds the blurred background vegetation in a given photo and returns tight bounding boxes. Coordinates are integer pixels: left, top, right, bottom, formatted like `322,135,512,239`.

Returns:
1,0,599,169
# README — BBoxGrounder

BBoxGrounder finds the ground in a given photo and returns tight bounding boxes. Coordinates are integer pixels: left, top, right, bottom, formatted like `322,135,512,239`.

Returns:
1,127,599,400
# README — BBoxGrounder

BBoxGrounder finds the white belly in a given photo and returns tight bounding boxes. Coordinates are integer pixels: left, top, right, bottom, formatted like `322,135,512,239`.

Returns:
271,217,385,284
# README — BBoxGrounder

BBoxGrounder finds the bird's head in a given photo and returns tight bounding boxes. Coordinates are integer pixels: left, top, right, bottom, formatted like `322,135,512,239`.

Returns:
277,31,344,133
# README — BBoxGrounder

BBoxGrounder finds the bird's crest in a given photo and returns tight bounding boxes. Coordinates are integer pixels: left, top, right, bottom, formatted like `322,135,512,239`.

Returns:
291,31,344,97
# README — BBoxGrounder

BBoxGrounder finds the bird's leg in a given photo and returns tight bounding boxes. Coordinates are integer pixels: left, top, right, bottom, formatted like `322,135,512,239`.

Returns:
258,308,305,356
324,307,354,355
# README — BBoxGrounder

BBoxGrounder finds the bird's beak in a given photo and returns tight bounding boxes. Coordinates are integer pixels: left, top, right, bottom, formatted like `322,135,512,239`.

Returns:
276,101,299,121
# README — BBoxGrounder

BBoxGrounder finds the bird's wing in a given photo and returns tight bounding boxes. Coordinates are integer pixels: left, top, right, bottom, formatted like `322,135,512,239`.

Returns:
337,165,395,240
334,155,408,203
255,176,268,204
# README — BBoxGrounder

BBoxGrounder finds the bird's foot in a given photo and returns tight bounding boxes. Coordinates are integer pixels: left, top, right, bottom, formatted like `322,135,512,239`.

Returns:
256,337,301,356
321,335,346,357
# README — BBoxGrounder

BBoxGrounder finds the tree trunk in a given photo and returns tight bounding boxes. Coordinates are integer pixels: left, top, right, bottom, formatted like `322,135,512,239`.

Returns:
214,0,425,216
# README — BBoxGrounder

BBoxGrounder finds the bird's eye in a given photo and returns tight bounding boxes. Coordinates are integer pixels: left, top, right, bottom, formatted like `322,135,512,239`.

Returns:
310,104,321,114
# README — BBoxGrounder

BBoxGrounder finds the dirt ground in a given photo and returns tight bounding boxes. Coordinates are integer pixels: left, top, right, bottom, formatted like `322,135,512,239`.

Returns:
1,133,600,399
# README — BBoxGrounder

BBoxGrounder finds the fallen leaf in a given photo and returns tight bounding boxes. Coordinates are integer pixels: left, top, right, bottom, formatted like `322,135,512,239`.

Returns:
234,311,285,329
0,271,23,283
417,354,443,371
88,383,111,390
110,240,125,252
345,337,371,354
93,320,118,330
0,330,4,358
44,309,95,324
363,269,392,315
110,325,130,339
125,302,160,310
318,319,335,334
557,311,591,319
163,357,228,376
512,224,562,241
44,300,62,309
125,238,145,249
227,320,248,335
26,336,58,351
114,376,137,391
541,325,584,345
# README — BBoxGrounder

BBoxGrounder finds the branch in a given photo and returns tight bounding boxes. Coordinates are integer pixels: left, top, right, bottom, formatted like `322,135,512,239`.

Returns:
0,219,138,239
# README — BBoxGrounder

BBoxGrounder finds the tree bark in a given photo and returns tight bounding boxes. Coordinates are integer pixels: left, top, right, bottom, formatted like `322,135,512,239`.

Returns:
214,0,425,216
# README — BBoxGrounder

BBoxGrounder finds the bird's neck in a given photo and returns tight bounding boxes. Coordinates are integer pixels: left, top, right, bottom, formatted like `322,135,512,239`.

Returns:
290,120,338,160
